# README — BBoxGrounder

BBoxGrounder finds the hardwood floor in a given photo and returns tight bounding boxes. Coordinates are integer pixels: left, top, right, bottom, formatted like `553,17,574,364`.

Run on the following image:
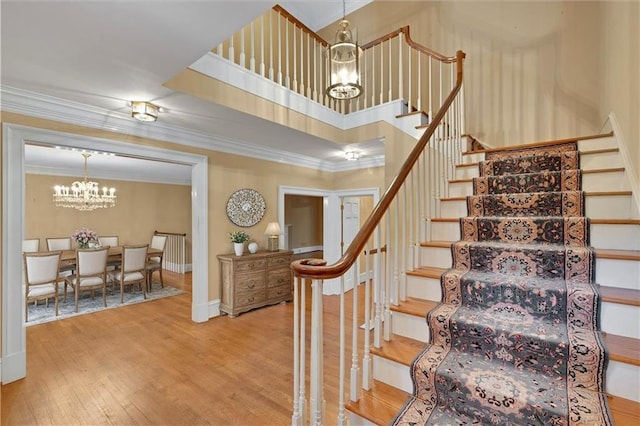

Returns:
1,271,355,425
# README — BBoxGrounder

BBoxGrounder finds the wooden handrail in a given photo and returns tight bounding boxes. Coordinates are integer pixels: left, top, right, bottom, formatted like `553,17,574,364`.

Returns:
361,26,457,63
291,50,466,279
272,5,329,47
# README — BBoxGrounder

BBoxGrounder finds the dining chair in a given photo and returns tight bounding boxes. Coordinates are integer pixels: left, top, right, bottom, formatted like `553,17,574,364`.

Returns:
146,234,167,291
110,244,148,303
64,247,109,313
46,237,72,251
24,251,62,322
98,235,121,275
98,236,119,247
22,238,40,253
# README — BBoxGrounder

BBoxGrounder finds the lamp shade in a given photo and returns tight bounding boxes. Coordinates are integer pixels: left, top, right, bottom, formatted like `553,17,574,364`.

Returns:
264,222,283,236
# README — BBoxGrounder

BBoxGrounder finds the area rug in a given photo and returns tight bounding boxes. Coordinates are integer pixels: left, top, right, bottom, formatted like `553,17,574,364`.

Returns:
393,142,613,424
26,280,184,326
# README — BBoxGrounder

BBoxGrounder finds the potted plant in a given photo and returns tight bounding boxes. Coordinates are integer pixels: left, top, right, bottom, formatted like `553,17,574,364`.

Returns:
229,230,250,256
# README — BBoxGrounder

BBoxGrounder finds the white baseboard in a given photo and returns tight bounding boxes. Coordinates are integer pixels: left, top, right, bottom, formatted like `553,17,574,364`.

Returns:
208,299,221,319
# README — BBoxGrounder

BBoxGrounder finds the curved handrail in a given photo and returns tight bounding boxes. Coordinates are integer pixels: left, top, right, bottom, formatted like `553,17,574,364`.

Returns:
291,50,466,279
272,5,329,47
361,26,457,64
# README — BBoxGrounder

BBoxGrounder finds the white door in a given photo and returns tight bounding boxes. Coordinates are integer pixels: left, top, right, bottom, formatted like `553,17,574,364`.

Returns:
342,197,360,291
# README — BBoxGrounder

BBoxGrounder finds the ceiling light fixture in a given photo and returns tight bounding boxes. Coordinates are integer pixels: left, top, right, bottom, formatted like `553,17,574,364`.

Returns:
326,0,362,100
345,151,360,161
131,101,159,122
53,153,117,211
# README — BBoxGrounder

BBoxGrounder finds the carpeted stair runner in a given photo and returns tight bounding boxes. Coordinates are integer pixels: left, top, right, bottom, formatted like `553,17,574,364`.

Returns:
393,142,612,425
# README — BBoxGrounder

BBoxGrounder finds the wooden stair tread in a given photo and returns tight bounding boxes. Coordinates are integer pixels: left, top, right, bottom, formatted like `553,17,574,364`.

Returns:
396,110,428,119
608,395,640,424
456,162,479,169
431,217,458,223
420,240,451,248
345,380,408,425
581,147,619,155
590,219,640,225
598,285,640,307
464,132,613,156
586,191,633,196
407,266,447,279
603,333,640,366
449,178,472,184
390,297,438,317
371,334,425,366
582,167,625,174
596,248,640,261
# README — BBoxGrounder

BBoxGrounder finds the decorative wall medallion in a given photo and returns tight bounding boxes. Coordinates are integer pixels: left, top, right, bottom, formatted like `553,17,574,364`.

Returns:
226,188,266,227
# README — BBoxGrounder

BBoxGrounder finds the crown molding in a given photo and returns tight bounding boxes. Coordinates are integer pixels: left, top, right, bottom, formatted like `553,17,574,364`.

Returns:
1,85,381,173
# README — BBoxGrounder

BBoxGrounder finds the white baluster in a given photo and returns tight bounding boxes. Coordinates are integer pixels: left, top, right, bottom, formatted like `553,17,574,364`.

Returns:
310,279,324,425
277,13,282,85
260,15,265,77
350,259,360,402
285,22,290,89
269,12,274,81
250,22,255,72
292,276,302,426
337,275,347,426
398,32,403,105
362,242,372,391
239,27,246,69
384,213,392,341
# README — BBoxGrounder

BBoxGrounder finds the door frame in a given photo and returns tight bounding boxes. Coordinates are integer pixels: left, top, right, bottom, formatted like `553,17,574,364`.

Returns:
2,123,209,384
278,185,379,295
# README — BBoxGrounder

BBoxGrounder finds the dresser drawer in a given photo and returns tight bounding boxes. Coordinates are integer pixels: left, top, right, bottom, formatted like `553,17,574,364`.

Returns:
268,255,291,268
235,290,266,307
235,274,264,292
267,284,291,300
267,269,290,288
235,258,266,272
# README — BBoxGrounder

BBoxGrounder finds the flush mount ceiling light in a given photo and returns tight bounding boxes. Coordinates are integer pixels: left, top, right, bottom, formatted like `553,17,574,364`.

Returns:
345,151,360,161
326,0,362,100
131,101,159,122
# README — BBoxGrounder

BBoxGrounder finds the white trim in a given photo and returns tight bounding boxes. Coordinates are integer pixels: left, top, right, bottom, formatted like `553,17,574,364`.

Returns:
25,164,192,186
605,113,640,217
208,299,221,319
1,85,385,173
1,124,210,383
291,245,323,255
277,186,380,295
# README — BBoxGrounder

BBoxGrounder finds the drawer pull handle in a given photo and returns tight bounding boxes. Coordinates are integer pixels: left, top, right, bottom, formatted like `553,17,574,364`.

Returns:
248,283,255,289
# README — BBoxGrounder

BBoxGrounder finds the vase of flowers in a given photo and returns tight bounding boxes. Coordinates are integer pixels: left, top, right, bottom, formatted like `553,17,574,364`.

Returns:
229,230,250,256
72,227,97,249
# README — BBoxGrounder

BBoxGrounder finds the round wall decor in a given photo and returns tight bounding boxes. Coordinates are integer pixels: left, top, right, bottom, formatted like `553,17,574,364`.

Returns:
226,188,266,227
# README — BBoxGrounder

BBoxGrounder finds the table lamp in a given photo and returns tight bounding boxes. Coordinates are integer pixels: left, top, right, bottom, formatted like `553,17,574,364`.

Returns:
264,222,282,251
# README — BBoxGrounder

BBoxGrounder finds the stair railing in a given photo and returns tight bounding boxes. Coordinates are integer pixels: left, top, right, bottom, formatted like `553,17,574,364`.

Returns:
291,50,466,425
213,6,467,120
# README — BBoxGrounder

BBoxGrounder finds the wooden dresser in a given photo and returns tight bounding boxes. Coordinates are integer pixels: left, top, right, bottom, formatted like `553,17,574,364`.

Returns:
217,250,293,317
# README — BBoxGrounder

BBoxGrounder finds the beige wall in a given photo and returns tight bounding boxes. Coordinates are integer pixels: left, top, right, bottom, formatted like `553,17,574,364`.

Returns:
1,112,383,311
25,174,192,256
324,1,638,171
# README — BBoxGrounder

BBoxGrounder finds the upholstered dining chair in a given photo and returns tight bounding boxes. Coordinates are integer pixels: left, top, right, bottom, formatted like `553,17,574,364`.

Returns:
146,234,167,291
64,247,109,313
98,235,120,276
110,244,148,303
46,237,71,251
98,236,119,248
24,251,62,322
46,236,75,282
22,239,40,253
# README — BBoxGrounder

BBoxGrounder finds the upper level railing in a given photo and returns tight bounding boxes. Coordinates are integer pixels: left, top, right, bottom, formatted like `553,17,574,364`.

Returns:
213,5,464,121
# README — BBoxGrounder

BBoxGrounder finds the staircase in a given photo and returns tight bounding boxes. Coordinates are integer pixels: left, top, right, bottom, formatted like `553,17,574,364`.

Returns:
346,133,640,424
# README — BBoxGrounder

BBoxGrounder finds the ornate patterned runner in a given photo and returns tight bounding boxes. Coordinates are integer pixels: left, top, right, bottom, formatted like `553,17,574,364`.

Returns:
393,142,612,425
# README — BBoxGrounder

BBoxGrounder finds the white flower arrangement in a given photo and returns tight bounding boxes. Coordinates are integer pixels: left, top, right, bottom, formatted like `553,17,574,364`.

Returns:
72,228,97,247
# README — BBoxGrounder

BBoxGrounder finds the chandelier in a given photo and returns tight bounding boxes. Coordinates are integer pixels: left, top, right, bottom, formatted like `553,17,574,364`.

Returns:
326,0,362,100
53,153,117,211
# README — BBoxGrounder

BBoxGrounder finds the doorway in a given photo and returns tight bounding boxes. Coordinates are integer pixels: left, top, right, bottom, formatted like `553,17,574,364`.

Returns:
2,124,209,383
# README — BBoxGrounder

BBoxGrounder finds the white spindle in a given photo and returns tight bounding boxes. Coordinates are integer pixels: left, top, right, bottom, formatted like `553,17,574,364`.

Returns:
250,23,256,72
373,227,383,348
310,279,324,426
398,33,403,105
337,275,347,426
408,42,412,111
417,52,422,111
384,213,392,341
388,39,392,102
379,42,384,105
313,42,318,102
228,35,235,64
350,261,360,402
371,45,376,107
285,22,290,89
240,27,246,69
292,276,301,425
362,242,372,390
260,16,265,77
428,57,433,119
306,33,311,98
300,276,307,423
269,12,274,80
399,186,407,302
292,24,297,93
277,13,282,85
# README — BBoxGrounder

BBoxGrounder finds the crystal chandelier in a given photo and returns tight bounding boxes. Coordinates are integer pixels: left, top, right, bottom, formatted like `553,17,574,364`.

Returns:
326,0,362,100
53,153,117,211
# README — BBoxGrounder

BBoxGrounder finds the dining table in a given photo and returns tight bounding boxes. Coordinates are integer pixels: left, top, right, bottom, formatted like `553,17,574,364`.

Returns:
58,246,163,269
